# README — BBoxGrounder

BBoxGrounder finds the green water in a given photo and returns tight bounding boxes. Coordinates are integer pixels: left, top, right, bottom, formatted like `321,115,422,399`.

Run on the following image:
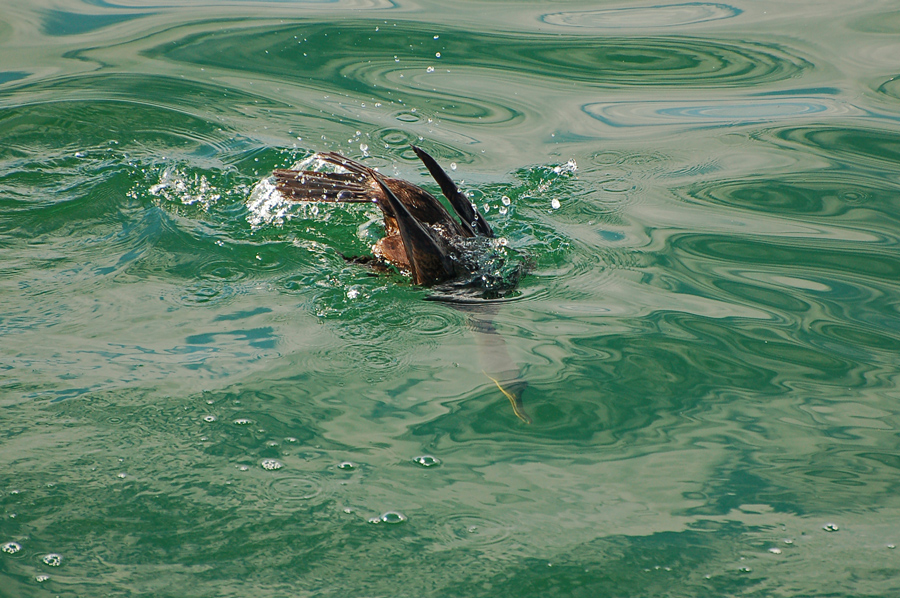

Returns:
3,0,900,595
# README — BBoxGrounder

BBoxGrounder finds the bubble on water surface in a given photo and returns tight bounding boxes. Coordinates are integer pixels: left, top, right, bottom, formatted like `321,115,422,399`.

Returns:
370,511,407,524
413,455,441,468
261,459,283,471
203,415,217,422
2,542,21,554
426,66,435,73
823,522,839,532
337,461,357,470
768,547,782,554
233,418,253,425
36,575,50,582
42,553,62,567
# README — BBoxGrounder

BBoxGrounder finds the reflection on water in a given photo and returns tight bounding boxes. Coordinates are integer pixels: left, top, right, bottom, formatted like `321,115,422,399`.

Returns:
3,0,900,596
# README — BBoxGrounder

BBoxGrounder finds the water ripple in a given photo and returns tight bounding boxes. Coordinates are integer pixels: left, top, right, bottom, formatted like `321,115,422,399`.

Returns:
584,98,857,129
543,3,743,29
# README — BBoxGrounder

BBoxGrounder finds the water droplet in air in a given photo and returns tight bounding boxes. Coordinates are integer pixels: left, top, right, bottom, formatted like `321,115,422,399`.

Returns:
413,455,441,467
551,198,561,209
42,554,62,567
359,143,369,156
434,35,439,39
450,162,457,170
2,542,21,554
435,52,441,58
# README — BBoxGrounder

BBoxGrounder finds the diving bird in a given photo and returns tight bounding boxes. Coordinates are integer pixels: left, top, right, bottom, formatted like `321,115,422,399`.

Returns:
271,146,532,423
272,146,494,287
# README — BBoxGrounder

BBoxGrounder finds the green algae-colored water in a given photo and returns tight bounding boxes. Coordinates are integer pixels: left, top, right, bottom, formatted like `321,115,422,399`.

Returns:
3,1,900,595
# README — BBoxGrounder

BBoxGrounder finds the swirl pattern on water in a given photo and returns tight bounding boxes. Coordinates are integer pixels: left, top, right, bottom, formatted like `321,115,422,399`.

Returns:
583,97,860,130
542,3,742,29
142,23,812,90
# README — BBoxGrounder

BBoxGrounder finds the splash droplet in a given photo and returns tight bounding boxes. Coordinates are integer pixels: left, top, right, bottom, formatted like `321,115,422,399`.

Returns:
501,195,511,206
426,66,435,73
435,52,441,58
551,198,561,209
450,162,457,171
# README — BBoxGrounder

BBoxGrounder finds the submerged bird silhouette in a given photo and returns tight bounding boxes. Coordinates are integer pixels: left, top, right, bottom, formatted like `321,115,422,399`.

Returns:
271,146,532,423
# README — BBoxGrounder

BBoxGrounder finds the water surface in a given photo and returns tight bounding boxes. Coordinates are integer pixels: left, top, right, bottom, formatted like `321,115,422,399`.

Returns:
2,0,900,595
